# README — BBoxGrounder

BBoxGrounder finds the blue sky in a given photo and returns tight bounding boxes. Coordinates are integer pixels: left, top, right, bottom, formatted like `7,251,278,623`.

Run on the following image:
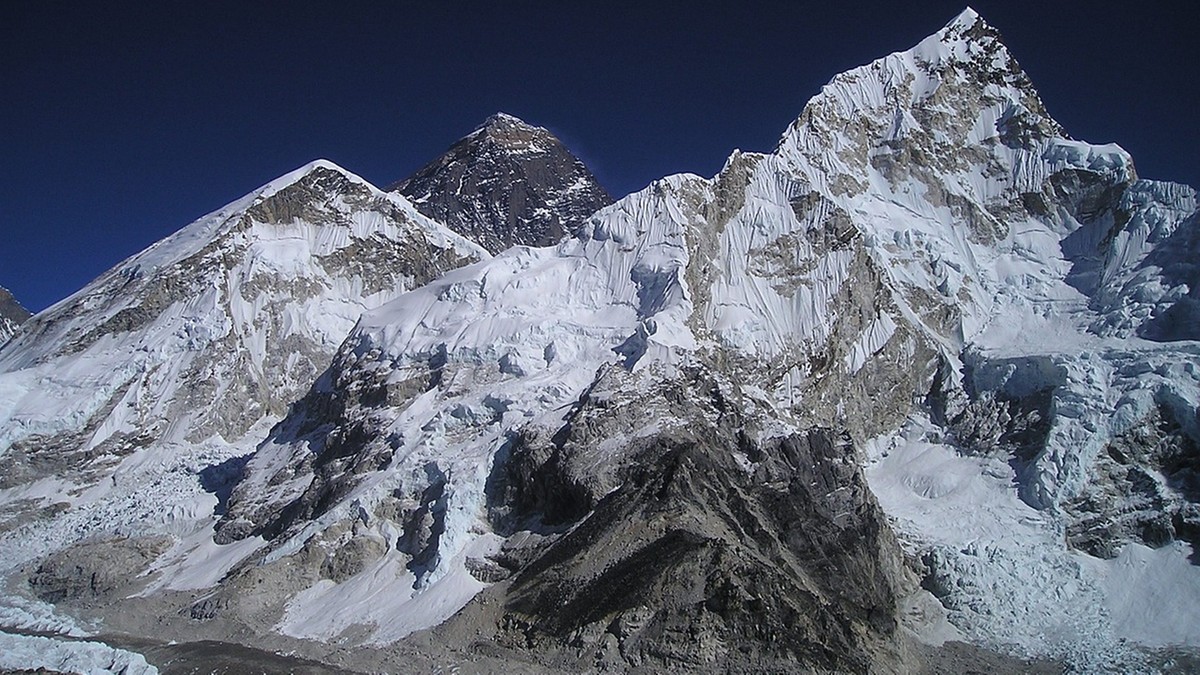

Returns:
2,1,1195,311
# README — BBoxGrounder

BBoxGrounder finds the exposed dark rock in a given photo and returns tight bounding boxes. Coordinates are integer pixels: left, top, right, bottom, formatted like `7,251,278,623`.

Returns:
391,113,613,253
0,286,31,344
1064,405,1200,558
187,596,229,621
397,463,449,587
448,367,912,673
0,286,31,326
28,536,172,605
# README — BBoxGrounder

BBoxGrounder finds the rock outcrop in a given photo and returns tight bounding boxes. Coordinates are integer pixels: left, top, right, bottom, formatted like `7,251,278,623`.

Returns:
0,286,30,345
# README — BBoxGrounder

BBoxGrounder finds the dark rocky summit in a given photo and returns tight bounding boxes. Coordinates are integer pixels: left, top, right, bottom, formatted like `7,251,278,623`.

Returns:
0,286,30,343
391,113,613,253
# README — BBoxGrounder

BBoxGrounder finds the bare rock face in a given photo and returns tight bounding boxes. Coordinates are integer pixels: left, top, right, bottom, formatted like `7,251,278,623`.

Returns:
469,371,912,673
500,435,899,671
28,536,172,605
0,286,30,345
391,113,613,253
1063,405,1200,558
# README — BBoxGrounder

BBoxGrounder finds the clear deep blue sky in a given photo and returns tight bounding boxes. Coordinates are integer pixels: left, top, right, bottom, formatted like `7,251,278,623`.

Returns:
2,1,1195,312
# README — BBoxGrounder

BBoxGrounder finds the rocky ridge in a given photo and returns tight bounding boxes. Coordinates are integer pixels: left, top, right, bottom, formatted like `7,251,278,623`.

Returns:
0,287,30,345
391,112,614,254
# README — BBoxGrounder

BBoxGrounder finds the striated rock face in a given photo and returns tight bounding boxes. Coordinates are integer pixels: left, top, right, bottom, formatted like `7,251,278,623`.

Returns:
475,367,911,673
391,112,613,253
0,286,30,345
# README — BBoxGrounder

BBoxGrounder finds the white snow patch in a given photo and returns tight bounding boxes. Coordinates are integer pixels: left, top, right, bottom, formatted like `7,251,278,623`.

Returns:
1086,542,1200,648
0,632,157,674
0,596,88,637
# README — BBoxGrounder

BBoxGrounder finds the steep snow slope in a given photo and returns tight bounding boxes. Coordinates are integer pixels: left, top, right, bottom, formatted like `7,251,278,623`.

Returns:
212,8,1200,670
392,112,614,253
214,174,709,640
0,160,486,643
765,6,1200,665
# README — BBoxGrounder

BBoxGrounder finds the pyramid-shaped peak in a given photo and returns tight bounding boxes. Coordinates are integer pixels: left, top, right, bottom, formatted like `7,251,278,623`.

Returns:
479,112,540,130
948,6,982,29
777,6,1063,181
922,5,1007,59
259,158,365,195
0,286,31,325
391,113,613,253
466,112,560,154
238,158,390,217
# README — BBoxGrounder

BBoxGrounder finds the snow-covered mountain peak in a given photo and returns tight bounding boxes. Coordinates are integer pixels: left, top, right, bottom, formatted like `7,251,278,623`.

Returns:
0,158,486,552
210,10,1200,658
472,111,540,135
76,158,475,289
261,158,358,192
948,5,981,26
932,5,991,46
470,112,551,149
777,7,1064,184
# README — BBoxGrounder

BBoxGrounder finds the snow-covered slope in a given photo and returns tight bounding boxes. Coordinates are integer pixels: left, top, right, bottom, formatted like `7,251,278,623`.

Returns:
209,8,1200,670
392,112,614,253
0,160,486,642
0,286,30,346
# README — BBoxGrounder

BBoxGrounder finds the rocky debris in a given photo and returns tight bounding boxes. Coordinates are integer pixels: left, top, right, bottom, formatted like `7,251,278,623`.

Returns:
392,113,613,253
187,596,229,621
28,536,172,605
494,431,905,672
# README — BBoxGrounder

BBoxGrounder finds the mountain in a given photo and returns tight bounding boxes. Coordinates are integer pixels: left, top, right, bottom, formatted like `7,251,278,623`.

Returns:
391,112,614,253
0,286,31,344
0,160,486,657
207,7,1199,671
2,8,1199,674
